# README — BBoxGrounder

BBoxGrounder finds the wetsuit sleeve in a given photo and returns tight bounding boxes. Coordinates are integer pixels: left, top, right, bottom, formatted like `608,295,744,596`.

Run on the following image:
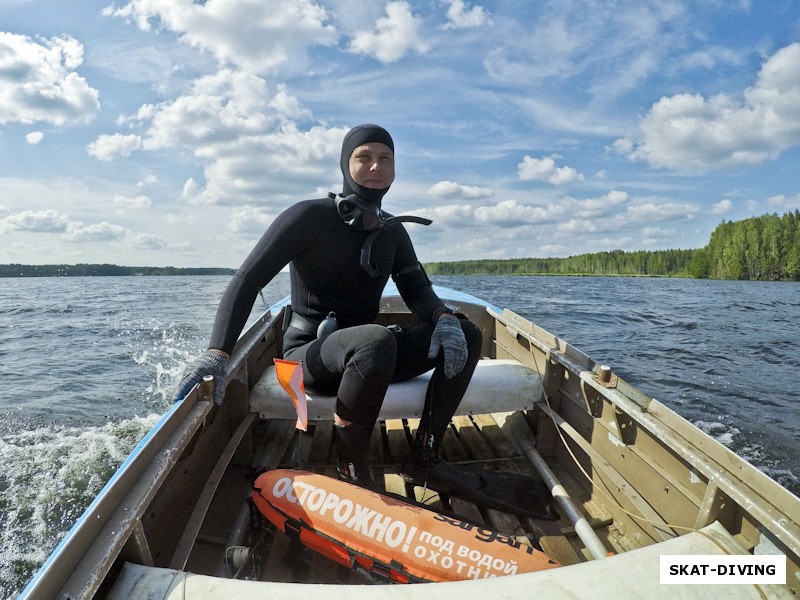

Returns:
208,203,312,354
391,226,446,324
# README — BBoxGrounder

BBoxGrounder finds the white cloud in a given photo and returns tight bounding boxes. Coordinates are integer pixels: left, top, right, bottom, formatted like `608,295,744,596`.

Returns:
181,178,201,202
765,193,800,209
179,123,348,205
411,203,475,226
441,0,490,29
137,174,159,187
2,209,69,232
615,43,800,171
469,194,695,240
26,131,44,144
517,155,584,185
572,190,629,216
113,194,152,208
87,133,143,161
0,208,127,245
0,32,100,125
269,84,313,121
101,0,337,74
679,46,747,71
228,206,276,236
414,190,630,230
711,199,733,215
622,202,699,223
475,199,552,225
483,3,685,95
130,233,166,249
641,226,675,240
418,191,622,236
89,68,347,205
64,221,127,242
349,1,430,63
427,180,493,199
135,69,271,150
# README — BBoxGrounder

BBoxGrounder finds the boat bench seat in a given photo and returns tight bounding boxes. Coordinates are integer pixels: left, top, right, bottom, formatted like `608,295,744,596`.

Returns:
248,359,543,420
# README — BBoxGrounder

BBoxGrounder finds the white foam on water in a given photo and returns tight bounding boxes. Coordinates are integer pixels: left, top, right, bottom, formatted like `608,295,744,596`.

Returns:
694,420,741,449
0,414,161,599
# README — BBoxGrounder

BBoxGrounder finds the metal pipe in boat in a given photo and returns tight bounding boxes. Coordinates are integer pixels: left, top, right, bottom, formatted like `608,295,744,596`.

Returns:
497,412,609,561
523,445,609,561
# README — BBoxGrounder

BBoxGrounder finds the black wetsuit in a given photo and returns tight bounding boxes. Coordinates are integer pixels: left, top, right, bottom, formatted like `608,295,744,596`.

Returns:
208,195,482,445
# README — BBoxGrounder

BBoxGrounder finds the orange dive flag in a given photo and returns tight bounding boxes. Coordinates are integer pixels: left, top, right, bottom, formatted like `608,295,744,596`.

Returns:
273,359,308,431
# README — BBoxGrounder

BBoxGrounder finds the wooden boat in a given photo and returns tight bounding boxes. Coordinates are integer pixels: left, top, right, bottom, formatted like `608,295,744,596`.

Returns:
19,285,799,599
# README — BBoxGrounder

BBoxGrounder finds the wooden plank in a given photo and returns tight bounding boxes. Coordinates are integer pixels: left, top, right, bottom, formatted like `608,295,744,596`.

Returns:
522,516,582,566
306,420,333,466
254,419,300,470
447,496,485,525
384,418,410,463
472,413,521,463
383,472,410,499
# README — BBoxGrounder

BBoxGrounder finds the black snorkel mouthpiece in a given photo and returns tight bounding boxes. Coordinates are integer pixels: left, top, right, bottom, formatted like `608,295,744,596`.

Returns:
332,193,384,232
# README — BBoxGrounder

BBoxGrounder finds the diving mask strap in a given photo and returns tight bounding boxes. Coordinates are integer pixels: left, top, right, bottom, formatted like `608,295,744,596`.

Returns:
360,214,432,278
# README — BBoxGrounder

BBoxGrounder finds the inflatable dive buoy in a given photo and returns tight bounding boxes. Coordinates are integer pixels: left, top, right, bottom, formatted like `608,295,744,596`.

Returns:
252,469,559,583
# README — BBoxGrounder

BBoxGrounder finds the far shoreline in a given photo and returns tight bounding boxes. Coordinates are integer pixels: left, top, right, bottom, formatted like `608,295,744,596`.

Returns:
0,264,235,278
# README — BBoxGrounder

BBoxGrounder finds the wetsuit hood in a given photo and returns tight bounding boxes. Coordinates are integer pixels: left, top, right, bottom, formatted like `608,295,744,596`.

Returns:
340,124,394,205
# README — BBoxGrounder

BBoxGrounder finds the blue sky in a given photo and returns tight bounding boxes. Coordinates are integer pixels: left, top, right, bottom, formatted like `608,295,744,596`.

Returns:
1,0,799,268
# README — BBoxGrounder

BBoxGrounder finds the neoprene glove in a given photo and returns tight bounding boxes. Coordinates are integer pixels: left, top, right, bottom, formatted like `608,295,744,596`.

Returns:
174,350,229,405
428,316,468,379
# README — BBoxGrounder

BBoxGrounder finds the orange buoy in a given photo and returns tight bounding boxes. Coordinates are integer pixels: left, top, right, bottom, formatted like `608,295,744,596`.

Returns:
252,469,559,583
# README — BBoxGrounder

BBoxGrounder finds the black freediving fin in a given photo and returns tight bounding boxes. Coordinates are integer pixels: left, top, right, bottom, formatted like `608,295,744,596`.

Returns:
403,459,556,520
451,467,556,520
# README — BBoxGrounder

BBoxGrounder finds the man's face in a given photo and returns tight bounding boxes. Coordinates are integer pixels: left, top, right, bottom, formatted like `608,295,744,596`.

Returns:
348,142,395,190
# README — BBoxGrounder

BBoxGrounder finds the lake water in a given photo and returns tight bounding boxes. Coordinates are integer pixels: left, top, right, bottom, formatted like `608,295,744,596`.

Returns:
1,274,798,598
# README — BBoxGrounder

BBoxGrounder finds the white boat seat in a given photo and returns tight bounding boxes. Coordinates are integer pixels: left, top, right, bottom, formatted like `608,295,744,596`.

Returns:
248,359,542,420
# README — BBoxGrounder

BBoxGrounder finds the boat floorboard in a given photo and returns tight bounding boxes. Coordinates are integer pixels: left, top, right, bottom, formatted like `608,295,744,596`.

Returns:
185,411,609,585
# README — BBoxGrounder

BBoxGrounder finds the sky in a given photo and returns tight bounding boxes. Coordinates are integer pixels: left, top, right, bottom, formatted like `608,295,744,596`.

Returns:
1,0,800,268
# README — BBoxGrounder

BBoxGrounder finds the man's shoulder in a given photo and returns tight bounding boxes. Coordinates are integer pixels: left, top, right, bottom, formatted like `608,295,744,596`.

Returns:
280,197,336,221
290,196,332,210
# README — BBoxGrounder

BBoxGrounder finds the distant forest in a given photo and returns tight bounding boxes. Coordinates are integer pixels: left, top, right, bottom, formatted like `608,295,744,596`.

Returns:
425,211,800,281
0,264,234,277
3,212,798,281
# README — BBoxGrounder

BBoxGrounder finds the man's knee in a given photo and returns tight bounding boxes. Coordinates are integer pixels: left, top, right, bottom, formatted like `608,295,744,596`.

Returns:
460,319,483,354
350,324,397,373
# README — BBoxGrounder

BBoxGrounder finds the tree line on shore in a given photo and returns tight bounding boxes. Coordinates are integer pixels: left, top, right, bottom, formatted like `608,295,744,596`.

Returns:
3,212,798,281
425,211,800,281
0,264,234,277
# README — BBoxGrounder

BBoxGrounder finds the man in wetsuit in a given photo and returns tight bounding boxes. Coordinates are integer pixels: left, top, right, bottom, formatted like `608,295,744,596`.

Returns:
176,124,483,489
